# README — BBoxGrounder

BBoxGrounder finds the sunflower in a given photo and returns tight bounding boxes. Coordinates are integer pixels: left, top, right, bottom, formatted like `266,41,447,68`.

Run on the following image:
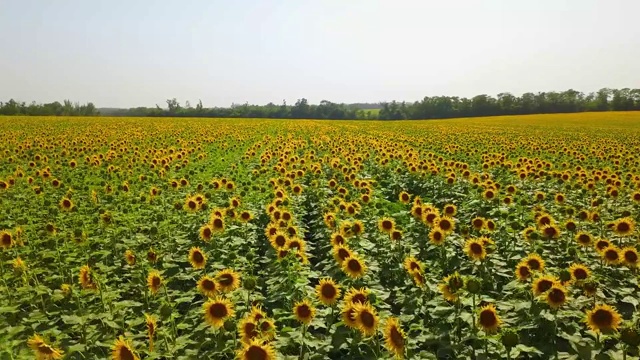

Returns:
410,203,424,219
422,210,439,227
145,313,157,351
541,224,561,239
585,304,622,333
575,231,593,247
236,338,276,360
384,317,405,358
146,270,163,295
1,230,14,249
330,232,346,246
147,248,158,263
194,275,216,297
532,275,558,296
439,275,461,302
112,336,139,360
79,265,97,290
203,296,234,328
59,197,74,211
524,253,545,272
522,227,537,242
342,254,367,279
286,237,306,253
238,317,260,343
353,302,379,336
124,250,136,266
216,269,241,292
436,216,455,233
613,217,635,236
515,262,531,282
293,299,316,325
601,246,621,265
27,334,64,360
464,238,486,261
258,318,277,340
316,278,341,306
429,226,446,246
239,210,253,223
411,270,426,287
471,217,485,231
595,238,612,253
199,224,214,242
390,229,403,241
478,304,501,334
211,216,225,233
569,263,590,282
403,256,423,274
398,191,411,204
582,280,598,297
344,287,370,305
188,247,207,269
341,303,359,328
351,220,364,236
565,219,577,232
545,285,568,309
269,231,289,249
622,247,639,268
378,217,396,234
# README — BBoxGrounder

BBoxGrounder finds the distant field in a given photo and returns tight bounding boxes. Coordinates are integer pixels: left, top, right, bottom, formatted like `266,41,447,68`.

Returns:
1,112,640,359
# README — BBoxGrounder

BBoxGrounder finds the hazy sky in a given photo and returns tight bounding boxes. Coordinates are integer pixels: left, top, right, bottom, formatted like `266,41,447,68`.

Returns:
1,0,639,108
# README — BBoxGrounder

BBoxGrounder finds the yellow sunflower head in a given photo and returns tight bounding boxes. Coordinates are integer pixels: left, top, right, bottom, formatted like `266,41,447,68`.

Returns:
612,217,635,236
429,226,446,246
112,336,139,360
378,217,396,234
515,261,531,282
353,302,379,337
203,296,235,328
585,304,622,333
188,247,207,269
532,275,558,296
236,338,276,360
293,299,316,325
622,247,639,268
28,334,64,360
544,285,568,309
524,253,545,272
601,246,621,265
315,278,341,306
383,317,405,359
342,254,367,279
197,275,217,297
464,238,486,261
478,304,501,334
147,270,163,295
569,263,590,282
216,269,241,293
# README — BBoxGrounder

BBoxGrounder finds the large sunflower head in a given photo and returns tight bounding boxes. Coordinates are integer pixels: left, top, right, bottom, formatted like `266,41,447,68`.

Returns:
112,336,140,360
344,287,370,305
541,224,561,239
199,224,214,242
601,246,621,265
188,247,207,269
464,238,486,261
515,261,532,282
269,231,289,249
147,270,163,295
203,296,235,328
471,217,486,231
238,317,260,343
575,231,593,247
585,304,622,333
544,285,568,309
197,275,217,297
27,334,64,360
378,217,396,234
569,263,590,282
79,265,97,290
1,230,15,249
532,275,558,296
524,253,545,272
216,269,241,293
429,226,446,246
236,338,276,360
622,247,639,268
315,278,341,306
403,256,423,274
436,216,455,233
341,303,359,328
612,217,635,236
383,317,405,359
293,299,316,325
478,304,501,334
595,238,612,253
353,302,379,337
342,254,367,279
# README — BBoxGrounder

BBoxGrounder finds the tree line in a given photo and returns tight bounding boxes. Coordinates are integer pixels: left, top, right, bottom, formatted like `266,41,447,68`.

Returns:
0,99,99,116
2,88,639,120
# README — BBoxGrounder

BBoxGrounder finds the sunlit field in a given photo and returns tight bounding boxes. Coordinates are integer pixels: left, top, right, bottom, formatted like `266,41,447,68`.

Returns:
1,112,640,359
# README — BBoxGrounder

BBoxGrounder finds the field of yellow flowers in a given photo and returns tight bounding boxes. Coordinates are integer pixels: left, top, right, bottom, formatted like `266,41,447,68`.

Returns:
1,112,640,359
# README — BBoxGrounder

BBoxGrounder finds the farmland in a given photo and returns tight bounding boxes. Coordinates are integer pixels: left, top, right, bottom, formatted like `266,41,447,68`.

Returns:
1,112,640,359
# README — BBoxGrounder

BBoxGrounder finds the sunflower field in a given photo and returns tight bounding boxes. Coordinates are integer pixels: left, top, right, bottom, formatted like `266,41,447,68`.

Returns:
1,112,640,359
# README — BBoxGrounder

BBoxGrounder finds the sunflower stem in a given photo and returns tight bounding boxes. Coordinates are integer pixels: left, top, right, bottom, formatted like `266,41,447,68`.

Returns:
299,324,307,360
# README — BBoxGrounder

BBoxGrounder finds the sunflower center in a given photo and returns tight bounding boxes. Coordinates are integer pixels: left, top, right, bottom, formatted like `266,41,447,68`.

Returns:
440,220,451,230
213,218,223,229
410,262,420,271
536,280,552,293
337,249,350,261
192,252,204,263
209,303,228,318
243,322,258,338
527,259,541,270
548,288,565,303
390,326,404,347
297,304,311,318
605,250,619,261
382,220,393,230
275,235,286,247
479,310,497,327
202,227,212,238
470,242,483,255
152,276,161,287
473,219,483,228
38,344,55,354
245,345,268,360
63,199,71,208
578,235,591,244
433,231,442,241
202,279,215,291
625,251,638,263
321,284,337,299
574,268,588,280
1,234,11,245
617,223,630,232
592,309,613,327
518,266,530,278
539,217,551,226
260,321,272,332
347,259,362,272
596,241,609,250
288,241,301,250
544,227,557,237
219,274,234,286
119,347,135,360
358,310,375,329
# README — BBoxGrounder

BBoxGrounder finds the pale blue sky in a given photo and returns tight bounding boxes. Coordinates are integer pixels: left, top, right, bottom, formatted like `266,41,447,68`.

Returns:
1,0,639,108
